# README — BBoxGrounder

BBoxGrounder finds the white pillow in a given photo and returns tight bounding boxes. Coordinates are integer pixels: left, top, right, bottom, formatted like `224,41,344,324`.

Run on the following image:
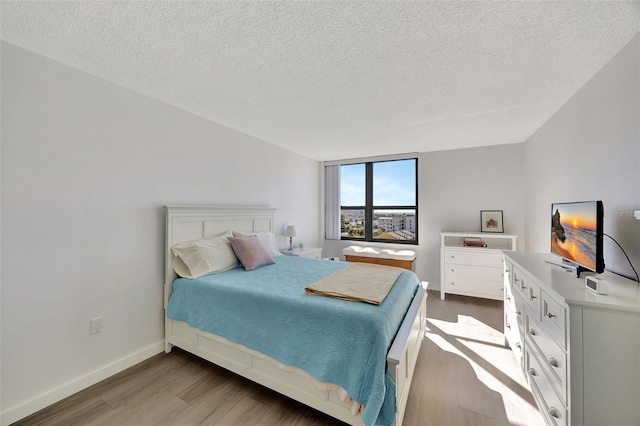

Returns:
233,231,281,257
171,231,240,278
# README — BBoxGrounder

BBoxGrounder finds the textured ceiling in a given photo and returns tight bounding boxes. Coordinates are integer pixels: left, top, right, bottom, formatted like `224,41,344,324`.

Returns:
1,1,639,161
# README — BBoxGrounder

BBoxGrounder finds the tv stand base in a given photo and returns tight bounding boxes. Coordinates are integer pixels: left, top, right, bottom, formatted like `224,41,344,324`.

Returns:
544,260,589,278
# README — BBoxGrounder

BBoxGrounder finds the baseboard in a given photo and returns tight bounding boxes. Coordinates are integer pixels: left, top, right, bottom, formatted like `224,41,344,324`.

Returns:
0,340,164,426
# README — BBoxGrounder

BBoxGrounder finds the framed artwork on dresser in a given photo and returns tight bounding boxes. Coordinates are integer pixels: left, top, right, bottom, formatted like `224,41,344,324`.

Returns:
480,210,503,233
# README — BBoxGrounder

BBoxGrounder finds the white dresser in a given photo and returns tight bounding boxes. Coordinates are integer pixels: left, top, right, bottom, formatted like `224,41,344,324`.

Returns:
504,252,640,426
440,232,517,300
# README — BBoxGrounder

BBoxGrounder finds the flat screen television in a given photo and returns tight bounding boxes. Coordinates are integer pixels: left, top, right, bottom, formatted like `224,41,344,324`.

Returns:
551,200,604,275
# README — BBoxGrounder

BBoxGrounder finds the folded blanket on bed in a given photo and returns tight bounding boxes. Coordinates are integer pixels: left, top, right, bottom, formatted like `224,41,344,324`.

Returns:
304,263,402,305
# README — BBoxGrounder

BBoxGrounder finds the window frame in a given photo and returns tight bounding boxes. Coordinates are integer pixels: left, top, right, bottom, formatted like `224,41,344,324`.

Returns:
340,158,418,245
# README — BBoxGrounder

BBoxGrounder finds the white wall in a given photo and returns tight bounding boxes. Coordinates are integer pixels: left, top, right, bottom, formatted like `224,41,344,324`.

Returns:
323,142,526,290
524,34,640,279
0,42,319,422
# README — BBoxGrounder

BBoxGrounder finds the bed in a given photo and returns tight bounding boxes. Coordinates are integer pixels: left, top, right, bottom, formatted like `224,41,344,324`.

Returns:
163,205,427,425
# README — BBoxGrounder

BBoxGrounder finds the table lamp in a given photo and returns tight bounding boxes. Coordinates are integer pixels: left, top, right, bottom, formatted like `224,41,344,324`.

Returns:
283,225,297,251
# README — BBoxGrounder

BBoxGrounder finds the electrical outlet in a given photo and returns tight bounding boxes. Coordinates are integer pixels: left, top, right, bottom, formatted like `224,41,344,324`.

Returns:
90,317,103,335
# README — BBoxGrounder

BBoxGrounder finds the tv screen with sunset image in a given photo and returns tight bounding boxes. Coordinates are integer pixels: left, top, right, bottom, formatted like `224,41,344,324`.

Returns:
551,201,603,272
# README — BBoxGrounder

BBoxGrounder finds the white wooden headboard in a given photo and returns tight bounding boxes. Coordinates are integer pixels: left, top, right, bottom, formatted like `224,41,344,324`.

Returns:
163,205,276,307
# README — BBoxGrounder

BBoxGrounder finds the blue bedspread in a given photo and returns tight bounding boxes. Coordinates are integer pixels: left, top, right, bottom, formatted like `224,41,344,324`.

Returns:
167,255,419,425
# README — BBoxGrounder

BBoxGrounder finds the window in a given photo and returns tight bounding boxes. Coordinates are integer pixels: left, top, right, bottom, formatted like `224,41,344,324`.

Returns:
338,158,417,244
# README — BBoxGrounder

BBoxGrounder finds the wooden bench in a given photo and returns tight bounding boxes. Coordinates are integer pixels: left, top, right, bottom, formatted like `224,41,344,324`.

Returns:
342,246,416,271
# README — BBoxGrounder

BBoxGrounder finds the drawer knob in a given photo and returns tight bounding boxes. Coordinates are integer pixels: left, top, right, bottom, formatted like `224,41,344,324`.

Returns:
547,312,556,319
520,285,527,290
530,295,537,300
506,296,511,301
505,268,510,273
451,268,454,272
515,342,521,349
506,323,511,330
527,368,537,377
514,278,520,283
515,310,521,316
548,407,561,419
528,328,536,336
548,357,559,368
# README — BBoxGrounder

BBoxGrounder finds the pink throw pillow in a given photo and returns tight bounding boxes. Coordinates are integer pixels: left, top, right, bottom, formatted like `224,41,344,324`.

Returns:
228,235,275,271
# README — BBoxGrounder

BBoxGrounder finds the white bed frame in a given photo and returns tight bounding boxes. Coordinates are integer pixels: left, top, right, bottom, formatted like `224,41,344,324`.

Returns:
164,205,427,426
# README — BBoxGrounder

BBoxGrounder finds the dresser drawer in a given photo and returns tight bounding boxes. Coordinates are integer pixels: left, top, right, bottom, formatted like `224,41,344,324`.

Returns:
525,347,567,426
513,292,525,330
443,249,504,268
445,263,503,282
513,268,541,314
504,281,517,313
526,311,568,403
504,259,515,307
503,259,514,287
444,273,504,299
505,290,526,330
505,308,524,368
541,292,567,348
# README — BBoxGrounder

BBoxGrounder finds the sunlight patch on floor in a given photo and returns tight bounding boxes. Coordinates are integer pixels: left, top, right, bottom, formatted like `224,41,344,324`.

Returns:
426,314,540,417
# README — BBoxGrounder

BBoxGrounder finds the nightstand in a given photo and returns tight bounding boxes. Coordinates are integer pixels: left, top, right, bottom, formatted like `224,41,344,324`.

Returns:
281,247,323,259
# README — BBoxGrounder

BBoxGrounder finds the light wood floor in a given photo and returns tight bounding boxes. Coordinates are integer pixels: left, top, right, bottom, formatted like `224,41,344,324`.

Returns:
14,291,544,426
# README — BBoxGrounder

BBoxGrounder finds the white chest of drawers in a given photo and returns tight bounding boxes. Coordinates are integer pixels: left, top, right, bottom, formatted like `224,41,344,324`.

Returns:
504,252,640,426
440,232,517,300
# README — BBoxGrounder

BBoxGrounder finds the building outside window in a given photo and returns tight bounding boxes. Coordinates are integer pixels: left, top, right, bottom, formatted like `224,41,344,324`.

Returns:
338,157,417,244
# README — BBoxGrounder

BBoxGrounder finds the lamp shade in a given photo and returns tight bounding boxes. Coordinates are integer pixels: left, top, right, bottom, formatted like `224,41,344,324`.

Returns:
283,225,298,237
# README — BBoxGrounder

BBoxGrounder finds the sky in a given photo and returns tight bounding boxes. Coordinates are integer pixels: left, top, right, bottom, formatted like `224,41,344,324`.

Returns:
341,159,416,206
553,201,598,230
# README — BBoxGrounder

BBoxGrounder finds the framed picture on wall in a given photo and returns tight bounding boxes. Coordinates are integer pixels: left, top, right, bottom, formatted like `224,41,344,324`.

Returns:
481,210,504,233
